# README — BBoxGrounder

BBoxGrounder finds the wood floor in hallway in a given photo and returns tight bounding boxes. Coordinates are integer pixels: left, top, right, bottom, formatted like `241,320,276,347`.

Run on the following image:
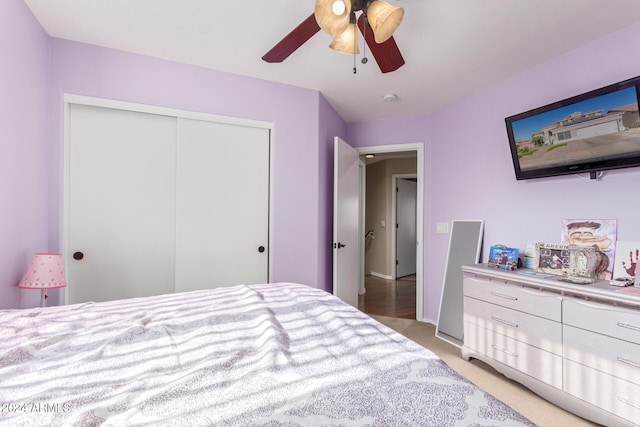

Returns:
358,274,416,319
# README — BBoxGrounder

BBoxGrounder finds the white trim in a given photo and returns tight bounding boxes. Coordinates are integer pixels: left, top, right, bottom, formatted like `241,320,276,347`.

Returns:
357,142,425,321
62,101,71,305
370,271,394,280
63,94,273,130
63,94,275,305
359,160,367,295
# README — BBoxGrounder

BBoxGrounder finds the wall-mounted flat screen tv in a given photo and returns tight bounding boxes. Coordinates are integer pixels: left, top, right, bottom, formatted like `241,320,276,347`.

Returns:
505,75,640,180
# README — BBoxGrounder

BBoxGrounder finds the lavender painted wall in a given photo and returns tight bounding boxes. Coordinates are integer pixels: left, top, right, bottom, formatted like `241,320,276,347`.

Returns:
4,2,640,315
46,39,334,297
0,0,50,309
347,23,640,322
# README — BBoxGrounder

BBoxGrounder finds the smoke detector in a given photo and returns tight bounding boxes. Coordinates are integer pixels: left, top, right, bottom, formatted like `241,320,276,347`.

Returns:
383,93,399,102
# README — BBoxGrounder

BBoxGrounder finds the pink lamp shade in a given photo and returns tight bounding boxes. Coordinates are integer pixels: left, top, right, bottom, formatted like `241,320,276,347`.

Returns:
18,253,67,306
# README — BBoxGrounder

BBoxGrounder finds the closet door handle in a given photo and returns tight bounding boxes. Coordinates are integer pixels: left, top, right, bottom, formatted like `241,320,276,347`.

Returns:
258,246,265,253
73,251,84,260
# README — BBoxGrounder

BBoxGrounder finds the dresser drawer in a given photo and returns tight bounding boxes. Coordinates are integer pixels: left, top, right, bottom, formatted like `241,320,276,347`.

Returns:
564,325,640,385
564,359,640,425
564,298,640,344
464,296,562,355
464,322,562,388
464,276,562,321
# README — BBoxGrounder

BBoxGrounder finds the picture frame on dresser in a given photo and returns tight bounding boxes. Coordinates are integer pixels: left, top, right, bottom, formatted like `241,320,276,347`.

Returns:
612,241,639,282
488,245,519,270
535,242,570,276
567,244,599,282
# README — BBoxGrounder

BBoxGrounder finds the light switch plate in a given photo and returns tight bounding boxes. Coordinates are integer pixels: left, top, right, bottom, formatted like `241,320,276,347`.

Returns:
436,222,449,234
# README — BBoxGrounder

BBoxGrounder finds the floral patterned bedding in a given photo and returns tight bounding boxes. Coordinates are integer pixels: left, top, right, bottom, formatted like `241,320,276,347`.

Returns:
0,283,535,426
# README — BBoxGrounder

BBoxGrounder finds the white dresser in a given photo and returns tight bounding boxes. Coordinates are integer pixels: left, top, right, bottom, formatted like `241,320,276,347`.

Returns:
462,264,640,427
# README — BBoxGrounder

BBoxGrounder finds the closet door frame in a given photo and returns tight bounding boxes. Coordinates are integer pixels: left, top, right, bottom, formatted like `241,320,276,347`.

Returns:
62,94,275,304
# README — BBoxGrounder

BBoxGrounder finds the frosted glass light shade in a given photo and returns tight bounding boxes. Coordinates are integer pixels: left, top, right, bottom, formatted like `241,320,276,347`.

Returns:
329,24,360,54
367,1,404,43
315,0,351,36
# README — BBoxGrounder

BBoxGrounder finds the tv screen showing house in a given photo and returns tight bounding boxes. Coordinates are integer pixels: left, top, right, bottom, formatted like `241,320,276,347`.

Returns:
506,78,640,180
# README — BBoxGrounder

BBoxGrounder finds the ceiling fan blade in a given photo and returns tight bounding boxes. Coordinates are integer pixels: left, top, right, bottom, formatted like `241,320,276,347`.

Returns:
262,14,321,63
357,15,405,73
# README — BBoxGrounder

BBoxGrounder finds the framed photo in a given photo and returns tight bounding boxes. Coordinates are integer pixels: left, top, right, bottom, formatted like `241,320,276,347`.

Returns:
612,241,639,281
488,245,519,270
535,243,570,276
562,219,617,280
567,244,599,282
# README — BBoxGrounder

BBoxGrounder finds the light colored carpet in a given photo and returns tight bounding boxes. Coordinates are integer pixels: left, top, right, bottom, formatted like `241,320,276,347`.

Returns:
370,315,600,427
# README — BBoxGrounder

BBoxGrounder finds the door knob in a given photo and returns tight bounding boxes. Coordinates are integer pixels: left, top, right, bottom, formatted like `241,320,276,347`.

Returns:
258,246,265,253
73,251,84,260
335,242,346,249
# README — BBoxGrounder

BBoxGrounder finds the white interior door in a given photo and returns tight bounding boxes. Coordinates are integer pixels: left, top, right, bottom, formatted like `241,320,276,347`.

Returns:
67,104,177,304
175,118,269,291
333,137,360,307
396,178,417,277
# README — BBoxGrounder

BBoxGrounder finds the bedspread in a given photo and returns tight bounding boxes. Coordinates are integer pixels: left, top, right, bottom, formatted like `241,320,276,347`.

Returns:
0,283,535,426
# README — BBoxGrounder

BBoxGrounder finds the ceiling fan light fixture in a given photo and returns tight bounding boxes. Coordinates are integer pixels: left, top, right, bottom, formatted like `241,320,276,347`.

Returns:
366,0,404,44
315,0,351,36
329,24,360,55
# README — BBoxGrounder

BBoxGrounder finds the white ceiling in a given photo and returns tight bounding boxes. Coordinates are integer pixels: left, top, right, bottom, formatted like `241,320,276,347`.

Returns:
24,0,640,123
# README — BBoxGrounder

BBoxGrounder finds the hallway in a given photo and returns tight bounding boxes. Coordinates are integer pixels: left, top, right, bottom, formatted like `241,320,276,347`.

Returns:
358,274,416,319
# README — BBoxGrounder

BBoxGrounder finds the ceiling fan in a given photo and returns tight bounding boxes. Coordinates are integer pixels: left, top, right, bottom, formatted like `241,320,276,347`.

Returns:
262,0,405,73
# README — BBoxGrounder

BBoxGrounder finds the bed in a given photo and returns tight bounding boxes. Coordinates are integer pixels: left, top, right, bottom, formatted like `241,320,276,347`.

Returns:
0,283,535,426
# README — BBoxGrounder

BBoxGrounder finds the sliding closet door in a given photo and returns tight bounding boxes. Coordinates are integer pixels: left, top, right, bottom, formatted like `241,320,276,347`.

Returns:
174,118,270,292
67,104,177,304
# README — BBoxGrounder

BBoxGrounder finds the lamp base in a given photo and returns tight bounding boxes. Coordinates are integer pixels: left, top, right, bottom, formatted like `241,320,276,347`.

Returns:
41,289,49,308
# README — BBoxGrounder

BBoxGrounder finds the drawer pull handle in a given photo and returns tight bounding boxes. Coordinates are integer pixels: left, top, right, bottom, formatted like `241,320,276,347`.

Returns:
617,322,640,333
491,344,518,358
617,395,640,409
490,291,518,301
491,316,519,328
617,357,640,369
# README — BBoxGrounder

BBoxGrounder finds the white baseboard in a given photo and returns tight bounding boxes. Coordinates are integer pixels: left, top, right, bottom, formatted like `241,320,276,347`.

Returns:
370,271,393,280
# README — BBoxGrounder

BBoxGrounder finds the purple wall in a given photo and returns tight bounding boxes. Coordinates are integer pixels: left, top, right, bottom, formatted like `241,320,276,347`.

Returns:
0,0,50,308
347,22,640,322
4,0,640,316
1,0,344,308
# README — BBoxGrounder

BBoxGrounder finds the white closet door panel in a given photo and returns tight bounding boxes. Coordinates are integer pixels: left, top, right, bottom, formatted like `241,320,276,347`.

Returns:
68,104,177,304
175,118,269,291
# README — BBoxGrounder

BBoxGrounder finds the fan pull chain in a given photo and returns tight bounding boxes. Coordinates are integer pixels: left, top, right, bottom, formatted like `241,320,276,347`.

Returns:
361,20,368,65
353,24,357,74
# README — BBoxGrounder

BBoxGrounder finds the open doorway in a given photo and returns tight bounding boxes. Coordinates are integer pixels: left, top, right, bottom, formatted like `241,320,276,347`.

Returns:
355,143,423,320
